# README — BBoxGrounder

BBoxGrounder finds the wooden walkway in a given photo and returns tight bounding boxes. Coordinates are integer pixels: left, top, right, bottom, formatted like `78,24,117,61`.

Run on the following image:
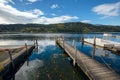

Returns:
83,37,120,54
56,37,120,80
0,45,35,80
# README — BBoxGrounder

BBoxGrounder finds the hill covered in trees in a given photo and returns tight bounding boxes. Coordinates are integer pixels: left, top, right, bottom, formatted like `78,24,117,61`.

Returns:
0,22,120,33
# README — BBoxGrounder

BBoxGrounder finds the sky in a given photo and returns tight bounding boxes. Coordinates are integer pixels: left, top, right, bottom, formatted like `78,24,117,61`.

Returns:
0,0,120,25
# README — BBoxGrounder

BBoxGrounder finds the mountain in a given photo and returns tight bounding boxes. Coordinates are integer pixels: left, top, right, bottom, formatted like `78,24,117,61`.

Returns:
0,22,120,33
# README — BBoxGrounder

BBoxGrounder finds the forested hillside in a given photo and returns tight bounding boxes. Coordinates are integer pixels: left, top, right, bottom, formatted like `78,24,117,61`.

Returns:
0,22,120,33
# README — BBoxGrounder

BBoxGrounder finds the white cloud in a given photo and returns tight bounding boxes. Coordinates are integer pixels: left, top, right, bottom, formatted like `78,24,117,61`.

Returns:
34,16,78,24
28,9,44,16
92,2,120,18
81,20,91,23
51,13,56,16
0,2,78,24
51,4,58,9
28,0,38,3
0,0,15,4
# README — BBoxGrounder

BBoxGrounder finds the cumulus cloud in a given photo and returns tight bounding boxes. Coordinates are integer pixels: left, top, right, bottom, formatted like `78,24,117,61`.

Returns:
51,4,58,9
0,2,41,24
28,9,44,16
34,16,78,24
81,20,91,23
92,2,120,18
0,2,78,24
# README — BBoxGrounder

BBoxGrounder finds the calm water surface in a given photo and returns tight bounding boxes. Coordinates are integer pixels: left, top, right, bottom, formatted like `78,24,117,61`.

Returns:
0,33,120,80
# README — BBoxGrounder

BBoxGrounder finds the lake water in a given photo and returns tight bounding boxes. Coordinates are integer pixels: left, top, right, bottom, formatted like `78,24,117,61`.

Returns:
0,33,120,80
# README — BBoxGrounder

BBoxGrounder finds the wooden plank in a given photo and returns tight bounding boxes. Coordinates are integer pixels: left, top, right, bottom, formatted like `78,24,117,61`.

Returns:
0,45,35,80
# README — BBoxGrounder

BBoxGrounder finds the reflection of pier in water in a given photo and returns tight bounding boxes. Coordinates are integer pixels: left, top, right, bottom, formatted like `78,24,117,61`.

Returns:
56,37,120,80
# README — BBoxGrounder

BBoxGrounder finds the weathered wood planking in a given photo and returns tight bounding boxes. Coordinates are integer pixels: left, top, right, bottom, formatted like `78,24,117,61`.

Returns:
0,45,35,80
56,37,120,80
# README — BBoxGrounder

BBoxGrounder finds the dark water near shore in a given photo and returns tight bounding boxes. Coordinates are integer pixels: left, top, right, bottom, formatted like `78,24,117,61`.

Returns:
0,33,120,80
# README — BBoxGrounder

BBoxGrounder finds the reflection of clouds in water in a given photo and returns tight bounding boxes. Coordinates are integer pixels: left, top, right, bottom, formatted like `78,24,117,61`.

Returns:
36,40,55,54
15,59,44,80
52,54,60,58
0,39,55,46
0,40,35,45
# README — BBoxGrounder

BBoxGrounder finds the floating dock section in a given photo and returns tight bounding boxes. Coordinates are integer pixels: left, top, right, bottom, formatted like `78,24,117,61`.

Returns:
56,37,120,80
84,38,120,53
84,38,120,47
0,45,35,80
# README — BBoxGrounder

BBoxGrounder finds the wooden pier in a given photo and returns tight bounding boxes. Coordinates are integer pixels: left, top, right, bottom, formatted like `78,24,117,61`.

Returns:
84,38,120,48
84,37,120,54
56,37,120,80
0,45,35,80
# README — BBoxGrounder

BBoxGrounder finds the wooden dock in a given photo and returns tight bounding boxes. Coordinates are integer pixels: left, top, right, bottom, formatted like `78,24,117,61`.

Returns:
56,37,120,80
84,38,120,54
84,38,120,48
0,45,35,80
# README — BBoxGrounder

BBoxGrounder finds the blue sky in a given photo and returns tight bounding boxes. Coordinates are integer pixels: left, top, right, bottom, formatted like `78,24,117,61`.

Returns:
0,0,120,25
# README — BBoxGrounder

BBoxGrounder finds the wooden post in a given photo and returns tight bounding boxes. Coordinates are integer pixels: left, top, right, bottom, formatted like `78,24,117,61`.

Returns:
58,38,60,43
25,43,29,66
72,39,75,46
92,35,96,59
73,58,76,66
7,49,15,70
73,46,77,66
35,39,38,52
63,39,64,48
34,39,38,47
92,46,95,59
93,35,96,46
7,49,15,80
56,36,58,43
81,34,84,47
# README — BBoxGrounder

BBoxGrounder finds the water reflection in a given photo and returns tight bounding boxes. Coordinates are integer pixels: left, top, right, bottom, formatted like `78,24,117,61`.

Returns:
0,33,120,80
74,40,120,75
4,35,88,80
15,59,44,80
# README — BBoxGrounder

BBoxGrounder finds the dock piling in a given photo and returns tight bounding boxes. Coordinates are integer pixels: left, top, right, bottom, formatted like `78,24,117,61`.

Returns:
93,35,96,46
72,39,75,46
7,49,15,70
73,46,77,66
25,43,29,66
81,34,84,47
92,35,96,59
7,49,15,80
